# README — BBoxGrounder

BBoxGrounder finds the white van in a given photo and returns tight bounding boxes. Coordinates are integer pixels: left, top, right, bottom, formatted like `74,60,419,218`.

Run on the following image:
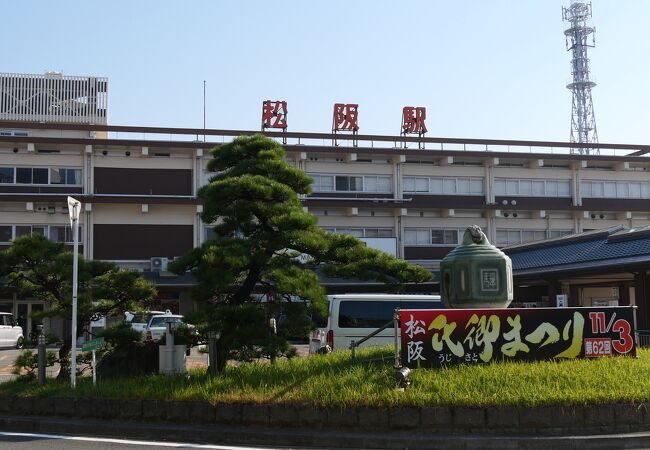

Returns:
309,294,443,354
0,312,24,349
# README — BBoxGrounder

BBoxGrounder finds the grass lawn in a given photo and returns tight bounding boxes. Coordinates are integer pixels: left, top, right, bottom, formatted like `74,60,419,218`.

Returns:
2,347,649,407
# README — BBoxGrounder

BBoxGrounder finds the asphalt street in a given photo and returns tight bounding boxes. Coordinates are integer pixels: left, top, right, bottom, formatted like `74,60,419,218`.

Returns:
0,431,290,449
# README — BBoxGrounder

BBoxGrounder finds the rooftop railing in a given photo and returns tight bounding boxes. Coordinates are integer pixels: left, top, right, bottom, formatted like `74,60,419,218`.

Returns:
1,121,649,158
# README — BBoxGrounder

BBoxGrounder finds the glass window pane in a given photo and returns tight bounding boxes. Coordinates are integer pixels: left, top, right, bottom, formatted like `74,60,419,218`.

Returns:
429,178,442,194
494,180,505,195
581,181,592,197
629,183,641,198
522,231,535,243
496,231,509,246
604,182,616,197
431,230,444,244
364,228,379,237
415,178,429,192
0,226,12,242
67,169,82,185
49,226,66,242
616,183,629,198
416,229,430,245
532,180,545,196
546,181,558,196
506,180,518,195
349,176,363,191
377,177,391,192
558,181,570,196
457,178,470,194
0,167,14,183
377,228,393,237
321,175,334,191
32,226,46,236
443,230,457,244
403,177,415,192
15,226,31,237
470,178,483,194
50,168,63,184
16,168,32,184
33,168,48,184
443,179,456,194
335,176,349,191
364,176,377,192
519,180,532,196
404,230,417,245
593,182,604,197
642,184,650,198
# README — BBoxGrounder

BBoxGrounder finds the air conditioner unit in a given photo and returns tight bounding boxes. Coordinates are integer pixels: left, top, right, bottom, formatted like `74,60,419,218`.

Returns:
150,257,169,272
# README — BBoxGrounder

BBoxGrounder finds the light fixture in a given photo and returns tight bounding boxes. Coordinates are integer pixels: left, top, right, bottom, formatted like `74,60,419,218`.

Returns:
513,213,518,218
511,200,517,206
502,200,508,206
395,366,411,390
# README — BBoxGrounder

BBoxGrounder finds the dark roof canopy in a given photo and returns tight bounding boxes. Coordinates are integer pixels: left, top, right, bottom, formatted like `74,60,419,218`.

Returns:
504,226,650,278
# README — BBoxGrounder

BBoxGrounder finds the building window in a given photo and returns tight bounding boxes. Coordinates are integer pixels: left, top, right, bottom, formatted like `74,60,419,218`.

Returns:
0,225,80,244
309,174,392,193
494,178,571,197
0,166,82,186
404,228,459,246
581,180,650,199
0,167,14,183
324,227,394,238
496,229,547,247
550,229,573,239
403,177,484,195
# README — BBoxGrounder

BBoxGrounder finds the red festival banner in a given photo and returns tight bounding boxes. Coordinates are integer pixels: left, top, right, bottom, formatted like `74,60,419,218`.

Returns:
400,307,636,368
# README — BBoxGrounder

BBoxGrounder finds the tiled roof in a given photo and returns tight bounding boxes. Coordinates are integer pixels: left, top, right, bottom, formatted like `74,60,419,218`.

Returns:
505,226,650,274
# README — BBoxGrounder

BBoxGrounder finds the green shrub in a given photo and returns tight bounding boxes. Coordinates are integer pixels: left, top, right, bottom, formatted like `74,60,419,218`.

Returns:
11,349,57,381
99,322,142,348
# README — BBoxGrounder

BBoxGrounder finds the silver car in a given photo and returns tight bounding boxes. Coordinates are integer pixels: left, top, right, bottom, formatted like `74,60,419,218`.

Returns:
0,312,24,349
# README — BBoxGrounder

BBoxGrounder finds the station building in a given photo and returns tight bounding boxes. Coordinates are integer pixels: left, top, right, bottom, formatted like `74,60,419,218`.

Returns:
2,71,650,337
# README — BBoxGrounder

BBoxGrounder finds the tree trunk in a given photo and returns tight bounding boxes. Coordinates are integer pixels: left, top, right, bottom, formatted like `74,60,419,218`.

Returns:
231,266,262,303
56,338,71,380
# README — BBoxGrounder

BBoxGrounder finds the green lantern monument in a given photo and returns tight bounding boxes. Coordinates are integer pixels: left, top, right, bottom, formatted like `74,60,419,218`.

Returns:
440,225,513,309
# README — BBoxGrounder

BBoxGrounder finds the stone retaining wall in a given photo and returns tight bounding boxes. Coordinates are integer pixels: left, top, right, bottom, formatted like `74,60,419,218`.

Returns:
0,395,648,436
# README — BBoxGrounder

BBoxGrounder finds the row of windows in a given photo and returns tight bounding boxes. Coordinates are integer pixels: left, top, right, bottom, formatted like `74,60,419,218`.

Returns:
581,180,650,199
321,227,394,238
494,179,571,197
310,174,392,193
404,228,574,247
0,167,82,185
0,224,81,244
403,177,484,195
404,229,460,246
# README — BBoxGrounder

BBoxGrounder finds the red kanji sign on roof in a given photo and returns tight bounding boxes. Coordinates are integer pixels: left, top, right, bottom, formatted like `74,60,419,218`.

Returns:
262,100,288,130
332,103,359,132
402,106,427,136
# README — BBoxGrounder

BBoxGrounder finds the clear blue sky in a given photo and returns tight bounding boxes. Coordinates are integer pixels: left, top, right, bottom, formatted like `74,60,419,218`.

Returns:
4,1,649,144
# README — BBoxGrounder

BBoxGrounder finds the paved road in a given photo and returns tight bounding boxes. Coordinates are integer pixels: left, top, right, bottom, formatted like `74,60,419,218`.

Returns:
0,431,285,449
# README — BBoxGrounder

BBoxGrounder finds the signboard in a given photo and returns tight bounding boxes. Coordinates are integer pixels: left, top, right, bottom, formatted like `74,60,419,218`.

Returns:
400,307,636,368
556,294,567,308
82,337,105,352
261,100,288,130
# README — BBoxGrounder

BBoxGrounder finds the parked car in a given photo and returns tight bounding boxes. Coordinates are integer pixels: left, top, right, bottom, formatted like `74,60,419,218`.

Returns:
124,310,165,336
144,311,186,342
0,312,24,349
309,294,444,354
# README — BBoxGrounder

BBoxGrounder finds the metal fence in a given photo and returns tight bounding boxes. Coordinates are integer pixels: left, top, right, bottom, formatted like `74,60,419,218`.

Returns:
637,330,650,348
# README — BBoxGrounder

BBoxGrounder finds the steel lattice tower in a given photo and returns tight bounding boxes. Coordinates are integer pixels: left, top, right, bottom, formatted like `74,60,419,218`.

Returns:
563,1,598,154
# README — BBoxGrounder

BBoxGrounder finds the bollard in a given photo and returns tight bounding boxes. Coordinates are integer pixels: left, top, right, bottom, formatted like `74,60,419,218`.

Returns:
207,332,219,375
269,318,277,364
37,325,46,385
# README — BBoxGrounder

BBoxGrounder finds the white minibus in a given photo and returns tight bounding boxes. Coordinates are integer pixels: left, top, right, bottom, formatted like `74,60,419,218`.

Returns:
309,294,443,354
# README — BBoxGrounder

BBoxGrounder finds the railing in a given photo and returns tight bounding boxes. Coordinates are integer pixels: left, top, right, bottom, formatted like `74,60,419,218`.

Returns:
349,309,400,368
637,330,650,348
2,120,650,158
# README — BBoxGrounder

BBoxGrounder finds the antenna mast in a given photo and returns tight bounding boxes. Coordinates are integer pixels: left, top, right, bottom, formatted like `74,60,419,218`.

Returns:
563,1,598,154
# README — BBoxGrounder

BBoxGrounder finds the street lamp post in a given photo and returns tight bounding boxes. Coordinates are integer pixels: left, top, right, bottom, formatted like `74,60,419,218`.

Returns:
67,196,81,389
